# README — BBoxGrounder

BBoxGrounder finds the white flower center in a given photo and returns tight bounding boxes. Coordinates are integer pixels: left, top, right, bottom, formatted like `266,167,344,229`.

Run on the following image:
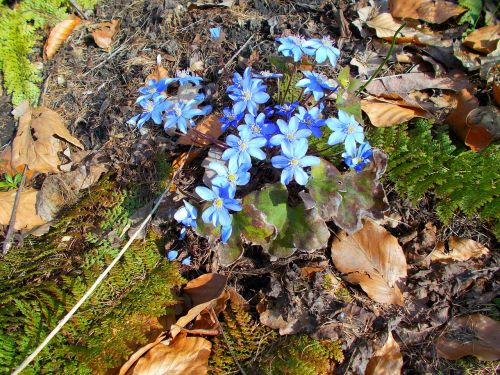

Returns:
145,102,155,112
228,114,234,120
251,125,261,133
174,106,182,116
322,37,333,47
149,87,156,93
290,158,299,166
228,174,236,182
176,69,190,78
346,125,355,134
243,89,252,101
239,141,248,151
287,133,295,141
352,157,362,165
214,198,223,208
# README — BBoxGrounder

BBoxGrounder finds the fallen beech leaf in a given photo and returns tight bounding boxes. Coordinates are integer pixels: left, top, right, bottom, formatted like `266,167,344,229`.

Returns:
446,89,493,151
177,114,222,147
331,220,407,305
493,83,500,106
366,13,449,46
365,72,469,98
183,273,227,307
92,19,120,51
366,331,403,375
170,273,230,338
125,333,211,375
361,97,428,127
0,103,84,176
145,64,169,83
464,25,500,54
389,0,465,24
0,189,46,230
436,314,500,360
431,236,490,263
119,333,166,375
43,15,81,61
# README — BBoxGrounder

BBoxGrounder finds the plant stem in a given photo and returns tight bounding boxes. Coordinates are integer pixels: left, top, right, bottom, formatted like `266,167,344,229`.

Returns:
2,165,27,255
356,23,406,95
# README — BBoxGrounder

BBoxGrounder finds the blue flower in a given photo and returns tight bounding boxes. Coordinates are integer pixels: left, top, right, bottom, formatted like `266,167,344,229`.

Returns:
137,78,173,102
209,27,221,40
208,161,251,188
276,35,311,62
274,101,299,119
227,72,243,94
175,69,203,86
271,139,320,185
302,37,340,67
128,95,170,128
253,70,283,79
238,113,277,141
326,110,364,156
270,117,312,147
181,256,191,266
229,67,270,115
196,184,242,227
343,142,373,172
222,133,267,169
296,71,337,101
295,106,325,138
167,250,179,261
219,107,244,131
164,100,204,133
174,200,198,239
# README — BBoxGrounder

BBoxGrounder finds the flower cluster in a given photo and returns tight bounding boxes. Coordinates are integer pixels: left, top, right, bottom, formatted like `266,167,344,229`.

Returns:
128,70,208,134
166,32,373,246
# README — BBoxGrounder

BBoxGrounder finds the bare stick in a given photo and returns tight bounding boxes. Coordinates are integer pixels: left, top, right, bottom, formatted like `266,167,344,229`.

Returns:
218,35,254,75
2,165,27,255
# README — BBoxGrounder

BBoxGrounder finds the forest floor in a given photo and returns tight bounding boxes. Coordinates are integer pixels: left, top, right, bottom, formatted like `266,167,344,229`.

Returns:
0,0,499,374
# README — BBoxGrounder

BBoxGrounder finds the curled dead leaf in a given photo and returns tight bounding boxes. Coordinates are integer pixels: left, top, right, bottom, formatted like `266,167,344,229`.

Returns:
92,19,120,51
331,220,407,305
361,97,429,127
446,89,494,151
431,237,490,263
122,333,211,375
146,64,170,83
366,331,403,375
43,15,81,61
464,25,500,54
0,189,46,230
0,103,84,177
436,314,500,361
389,0,465,24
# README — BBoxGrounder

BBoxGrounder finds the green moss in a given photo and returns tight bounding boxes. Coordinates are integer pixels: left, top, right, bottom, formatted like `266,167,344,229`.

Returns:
0,176,184,374
0,0,99,106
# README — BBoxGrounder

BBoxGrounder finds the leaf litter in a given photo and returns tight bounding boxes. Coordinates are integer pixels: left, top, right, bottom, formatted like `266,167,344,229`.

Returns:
1,0,499,374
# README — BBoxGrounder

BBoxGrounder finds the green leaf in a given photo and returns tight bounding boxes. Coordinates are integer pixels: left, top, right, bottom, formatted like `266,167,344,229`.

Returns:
336,92,363,125
306,153,389,234
245,183,330,259
338,66,350,89
5,173,13,184
458,0,482,25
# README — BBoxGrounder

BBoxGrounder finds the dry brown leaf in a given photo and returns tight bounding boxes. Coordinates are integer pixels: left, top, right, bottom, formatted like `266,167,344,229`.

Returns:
331,220,407,305
170,273,230,339
183,273,227,307
0,189,46,230
493,83,500,106
0,103,84,177
169,150,201,192
177,114,222,147
119,333,166,375
464,25,500,54
145,65,169,83
390,0,465,24
361,97,429,127
125,333,211,375
446,89,493,151
365,72,469,98
366,331,403,375
92,19,120,51
436,314,500,361
43,15,81,61
366,13,449,46
431,236,490,263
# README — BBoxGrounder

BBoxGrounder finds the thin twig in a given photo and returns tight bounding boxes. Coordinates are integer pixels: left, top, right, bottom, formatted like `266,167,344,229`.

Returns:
68,0,87,20
356,23,406,95
2,165,27,255
218,34,255,75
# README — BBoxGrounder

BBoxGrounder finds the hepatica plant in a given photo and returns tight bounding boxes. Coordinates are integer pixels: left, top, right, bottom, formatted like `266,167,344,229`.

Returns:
129,31,387,262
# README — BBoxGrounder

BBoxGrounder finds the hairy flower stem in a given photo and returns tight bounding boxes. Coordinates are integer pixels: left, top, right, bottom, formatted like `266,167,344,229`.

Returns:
281,63,298,105
356,23,406,95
